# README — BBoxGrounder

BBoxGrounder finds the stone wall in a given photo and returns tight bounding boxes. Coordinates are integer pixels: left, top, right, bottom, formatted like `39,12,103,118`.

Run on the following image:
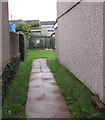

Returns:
56,1,105,102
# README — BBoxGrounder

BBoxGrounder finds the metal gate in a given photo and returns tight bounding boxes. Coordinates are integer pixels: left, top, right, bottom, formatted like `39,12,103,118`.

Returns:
29,36,55,49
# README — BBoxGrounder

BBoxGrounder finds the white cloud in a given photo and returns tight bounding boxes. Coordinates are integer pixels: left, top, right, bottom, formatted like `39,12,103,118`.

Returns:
8,0,57,21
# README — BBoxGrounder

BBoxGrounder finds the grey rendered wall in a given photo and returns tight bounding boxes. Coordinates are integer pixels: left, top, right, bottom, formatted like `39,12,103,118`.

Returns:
56,1,105,102
2,2,19,68
9,32,19,59
0,1,2,75
55,28,59,58
0,2,2,118
2,2,10,67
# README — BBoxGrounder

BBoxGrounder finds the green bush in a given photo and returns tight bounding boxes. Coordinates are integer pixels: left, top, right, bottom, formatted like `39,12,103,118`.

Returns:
2,57,20,102
16,22,31,38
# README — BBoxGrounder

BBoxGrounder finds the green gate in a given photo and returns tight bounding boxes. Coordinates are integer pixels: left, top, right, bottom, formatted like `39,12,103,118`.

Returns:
29,36,55,49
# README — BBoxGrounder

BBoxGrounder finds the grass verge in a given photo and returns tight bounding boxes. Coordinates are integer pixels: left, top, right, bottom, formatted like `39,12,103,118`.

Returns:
3,50,105,119
47,59,105,119
2,50,55,118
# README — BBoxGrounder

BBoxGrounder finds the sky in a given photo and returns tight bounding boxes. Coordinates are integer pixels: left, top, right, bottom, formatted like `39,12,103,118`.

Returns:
8,0,57,21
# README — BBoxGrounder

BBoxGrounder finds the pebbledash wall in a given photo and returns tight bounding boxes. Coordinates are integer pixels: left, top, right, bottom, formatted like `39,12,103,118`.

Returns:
55,1,105,103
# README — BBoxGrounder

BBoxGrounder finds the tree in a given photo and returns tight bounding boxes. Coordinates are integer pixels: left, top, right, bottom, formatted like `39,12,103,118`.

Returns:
31,22,40,29
16,22,31,38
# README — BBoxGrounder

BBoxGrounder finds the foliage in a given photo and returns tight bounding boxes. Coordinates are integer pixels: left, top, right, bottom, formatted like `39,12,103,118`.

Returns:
16,22,31,38
2,57,19,102
31,22,40,29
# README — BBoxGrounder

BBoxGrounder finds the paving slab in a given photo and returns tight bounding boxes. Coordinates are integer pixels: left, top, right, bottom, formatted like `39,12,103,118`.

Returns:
26,59,71,119
31,69,41,73
41,69,51,73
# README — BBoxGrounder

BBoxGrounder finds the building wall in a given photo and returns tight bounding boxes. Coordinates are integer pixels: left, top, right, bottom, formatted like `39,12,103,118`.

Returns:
2,2,20,70
55,28,59,56
41,27,48,36
56,1,105,102
0,1,2,75
2,2,10,67
0,2,2,117
41,25,55,36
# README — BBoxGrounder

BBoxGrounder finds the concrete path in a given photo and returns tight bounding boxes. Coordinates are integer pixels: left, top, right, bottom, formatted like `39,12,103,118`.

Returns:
26,59,71,118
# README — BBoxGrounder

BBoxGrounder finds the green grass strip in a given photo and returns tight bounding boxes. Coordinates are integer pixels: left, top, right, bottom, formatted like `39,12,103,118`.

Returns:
2,50,55,118
3,50,104,118
47,59,105,119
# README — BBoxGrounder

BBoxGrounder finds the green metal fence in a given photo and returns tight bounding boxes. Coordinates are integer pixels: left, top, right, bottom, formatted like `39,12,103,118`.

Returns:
29,36,55,49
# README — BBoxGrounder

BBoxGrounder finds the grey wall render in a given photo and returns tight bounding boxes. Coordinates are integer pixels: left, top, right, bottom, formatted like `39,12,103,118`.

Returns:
0,2,2,118
0,1,2,75
56,1,105,102
2,2,10,67
9,32,19,59
2,2,19,70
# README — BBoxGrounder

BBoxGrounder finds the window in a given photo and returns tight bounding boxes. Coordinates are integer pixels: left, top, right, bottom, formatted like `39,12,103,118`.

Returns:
48,30,54,32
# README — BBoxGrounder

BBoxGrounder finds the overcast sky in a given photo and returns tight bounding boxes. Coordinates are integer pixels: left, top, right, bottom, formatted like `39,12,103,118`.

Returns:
8,0,57,21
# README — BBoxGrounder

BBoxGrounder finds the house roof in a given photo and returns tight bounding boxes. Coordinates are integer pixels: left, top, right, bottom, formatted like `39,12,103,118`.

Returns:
31,29,41,32
25,20,39,24
9,20,55,26
40,21,56,26
9,20,39,25
9,20,23,25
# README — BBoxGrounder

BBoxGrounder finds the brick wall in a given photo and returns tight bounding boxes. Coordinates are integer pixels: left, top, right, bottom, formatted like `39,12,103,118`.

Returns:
56,1,105,103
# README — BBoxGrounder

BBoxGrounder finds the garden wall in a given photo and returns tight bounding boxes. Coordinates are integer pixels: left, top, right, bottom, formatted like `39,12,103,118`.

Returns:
9,32,19,60
1,1,21,101
1,2,21,69
56,1,105,102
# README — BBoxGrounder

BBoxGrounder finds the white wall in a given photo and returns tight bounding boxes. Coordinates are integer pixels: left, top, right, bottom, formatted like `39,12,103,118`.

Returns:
41,25,55,36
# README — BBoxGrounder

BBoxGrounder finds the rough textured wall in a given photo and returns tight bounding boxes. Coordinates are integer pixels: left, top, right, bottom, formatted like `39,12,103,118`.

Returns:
0,2,2,118
2,2,10,67
55,28,59,57
0,1,2,75
56,2,105,102
57,2,77,17
9,32,19,59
